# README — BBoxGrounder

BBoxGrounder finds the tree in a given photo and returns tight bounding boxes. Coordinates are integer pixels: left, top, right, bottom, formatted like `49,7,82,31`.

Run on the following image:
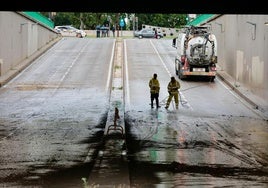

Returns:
42,12,187,30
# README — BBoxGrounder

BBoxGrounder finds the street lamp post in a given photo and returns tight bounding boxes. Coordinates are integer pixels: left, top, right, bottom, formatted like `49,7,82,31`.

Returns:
132,14,135,36
136,16,138,30
107,15,111,37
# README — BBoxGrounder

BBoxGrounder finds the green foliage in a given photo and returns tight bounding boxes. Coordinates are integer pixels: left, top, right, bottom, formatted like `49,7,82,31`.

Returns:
43,12,187,30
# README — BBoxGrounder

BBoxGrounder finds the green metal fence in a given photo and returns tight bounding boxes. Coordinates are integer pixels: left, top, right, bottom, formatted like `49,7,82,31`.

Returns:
22,12,54,29
20,12,218,31
187,14,219,26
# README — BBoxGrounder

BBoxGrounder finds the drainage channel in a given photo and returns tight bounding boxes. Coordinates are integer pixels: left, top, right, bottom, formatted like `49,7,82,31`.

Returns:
87,38,130,187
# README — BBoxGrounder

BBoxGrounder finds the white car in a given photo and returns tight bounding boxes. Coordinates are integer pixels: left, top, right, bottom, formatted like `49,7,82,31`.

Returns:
54,25,87,38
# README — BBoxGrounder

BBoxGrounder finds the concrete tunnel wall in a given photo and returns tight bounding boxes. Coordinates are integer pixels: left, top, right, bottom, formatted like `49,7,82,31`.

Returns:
0,11,60,77
207,15,268,102
144,14,268,103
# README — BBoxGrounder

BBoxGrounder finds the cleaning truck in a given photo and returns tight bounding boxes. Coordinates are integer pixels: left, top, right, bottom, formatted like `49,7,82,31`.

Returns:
172,25,217,81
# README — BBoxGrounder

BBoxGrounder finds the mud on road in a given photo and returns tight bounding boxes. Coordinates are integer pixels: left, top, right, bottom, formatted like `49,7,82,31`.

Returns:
0,108,268,188
124,109,268,187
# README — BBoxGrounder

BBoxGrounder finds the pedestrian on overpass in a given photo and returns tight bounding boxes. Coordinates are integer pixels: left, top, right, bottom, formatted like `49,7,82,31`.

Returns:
165,76,180,110
112,25,115,37
154,28,158,38
149,73,160,109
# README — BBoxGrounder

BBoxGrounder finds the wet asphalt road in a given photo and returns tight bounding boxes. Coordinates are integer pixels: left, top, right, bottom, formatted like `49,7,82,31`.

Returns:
0,37,267,187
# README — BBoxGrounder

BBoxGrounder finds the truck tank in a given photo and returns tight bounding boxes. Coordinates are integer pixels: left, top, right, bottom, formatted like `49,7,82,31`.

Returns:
173,26,218,81
185,34,217,66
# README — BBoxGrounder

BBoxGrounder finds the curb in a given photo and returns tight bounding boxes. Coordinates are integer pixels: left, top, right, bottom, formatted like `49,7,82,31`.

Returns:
216,71,259,109
0,37,62,87
87,38,130,186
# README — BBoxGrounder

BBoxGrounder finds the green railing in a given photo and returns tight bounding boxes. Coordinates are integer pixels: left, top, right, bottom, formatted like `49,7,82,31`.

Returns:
21,12,218,31
187,14,219,26
22,12,54,29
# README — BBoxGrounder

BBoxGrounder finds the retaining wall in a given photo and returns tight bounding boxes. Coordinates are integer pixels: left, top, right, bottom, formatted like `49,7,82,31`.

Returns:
0,12,60,78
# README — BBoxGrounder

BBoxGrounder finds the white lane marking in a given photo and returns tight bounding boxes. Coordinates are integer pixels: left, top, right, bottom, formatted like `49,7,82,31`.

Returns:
57,40,89,89
150,40,171,76
124,40,130,109
106,39,116,93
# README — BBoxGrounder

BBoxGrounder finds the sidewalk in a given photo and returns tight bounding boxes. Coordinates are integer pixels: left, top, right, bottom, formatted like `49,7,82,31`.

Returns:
216,68,268,120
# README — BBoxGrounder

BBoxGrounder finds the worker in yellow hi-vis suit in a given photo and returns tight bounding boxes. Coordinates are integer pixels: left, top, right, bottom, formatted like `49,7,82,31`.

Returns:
149,73,160,109
165,76,180,110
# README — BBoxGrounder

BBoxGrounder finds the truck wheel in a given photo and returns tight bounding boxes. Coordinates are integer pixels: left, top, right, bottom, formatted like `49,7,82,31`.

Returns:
178,64,182,79
178,73,184,80
210,76,215,82
178,66,185,80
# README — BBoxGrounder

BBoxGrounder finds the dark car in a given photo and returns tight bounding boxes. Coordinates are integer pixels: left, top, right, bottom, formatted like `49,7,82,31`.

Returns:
134,28,163,39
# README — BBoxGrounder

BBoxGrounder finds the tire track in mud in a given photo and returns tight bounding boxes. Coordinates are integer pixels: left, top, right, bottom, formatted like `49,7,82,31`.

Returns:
174,113,267,169
124,110,268,186
202,117,265,168
125,131,268,186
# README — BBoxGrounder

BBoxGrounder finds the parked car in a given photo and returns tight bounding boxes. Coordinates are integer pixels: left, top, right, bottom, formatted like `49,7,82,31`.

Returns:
134,28,163,39
54,25,87,38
